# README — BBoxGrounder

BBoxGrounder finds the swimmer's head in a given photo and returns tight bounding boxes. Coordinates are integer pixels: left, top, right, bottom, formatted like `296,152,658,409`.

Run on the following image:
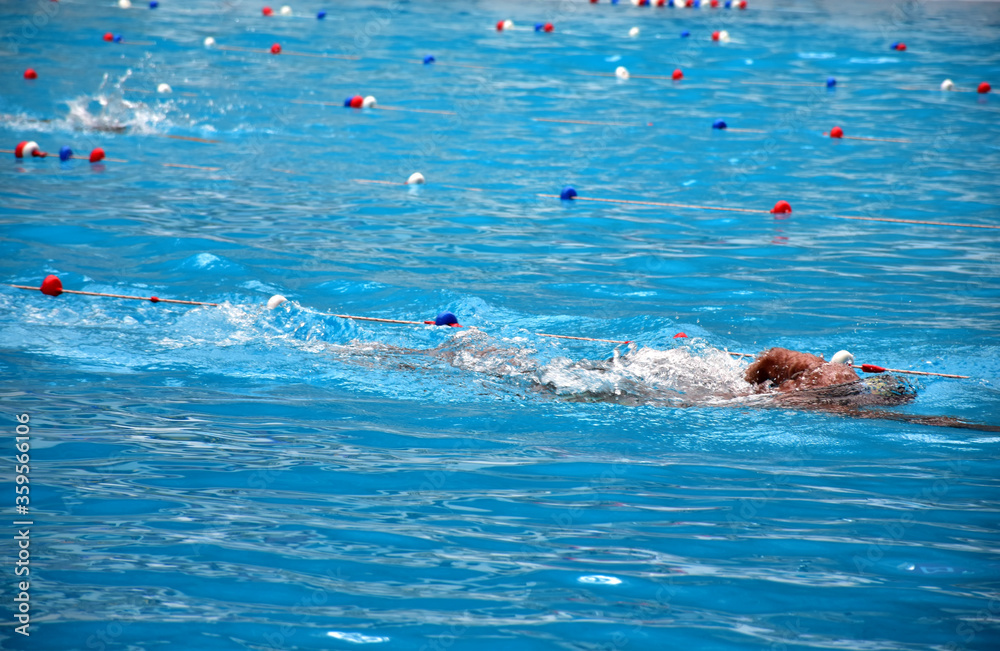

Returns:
830,350,854,366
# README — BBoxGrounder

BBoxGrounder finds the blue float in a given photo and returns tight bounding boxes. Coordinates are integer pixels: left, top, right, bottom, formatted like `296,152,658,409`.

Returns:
712,120,727,130
826,77,837,88
423,55,435,64
149,1,158,8
560,186,578,200
681,30,690,37
434,311,459,326
317,10,327,19
113,34,123,43
59,146,73,161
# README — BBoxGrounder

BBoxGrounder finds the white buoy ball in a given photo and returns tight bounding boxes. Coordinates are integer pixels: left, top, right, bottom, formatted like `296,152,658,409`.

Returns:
628,27,640,38
204,36,216,48
266,295,288,310
941,78,955,91
407,172,425,185
157,83,172,94
280,5,292,15
118,0,132,8
18,141,40,158
362,95,377,109
719,30,731,43
615,66,630,80
830,350,855,365
502,19,514,30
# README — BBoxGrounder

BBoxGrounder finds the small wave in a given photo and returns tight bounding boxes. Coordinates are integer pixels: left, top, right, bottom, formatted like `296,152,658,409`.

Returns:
798,52,836,59
848,57,899,64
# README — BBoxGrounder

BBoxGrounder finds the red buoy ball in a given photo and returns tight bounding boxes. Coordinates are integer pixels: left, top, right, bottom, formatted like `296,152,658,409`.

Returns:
270,43,281,54
771,200,792,214
14,141,46,158
895,42,907,51
262,6,273,15
674,332,688,339
830,126,843,139
712,31,720,41
349,95,364,108
710,0,719,6
543,22,553,32
496,20,504,31
672,69,683,80
89,147,105,163
978,82,991,94
104,32,114,41
24,68,38,80
40,275,63,297
738,0,747,8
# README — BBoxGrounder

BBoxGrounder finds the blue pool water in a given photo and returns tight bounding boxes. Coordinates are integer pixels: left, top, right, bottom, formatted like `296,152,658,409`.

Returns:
2,0,1000,649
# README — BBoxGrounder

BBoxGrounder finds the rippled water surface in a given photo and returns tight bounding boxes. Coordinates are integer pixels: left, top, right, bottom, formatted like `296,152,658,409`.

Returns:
2,0,1000,649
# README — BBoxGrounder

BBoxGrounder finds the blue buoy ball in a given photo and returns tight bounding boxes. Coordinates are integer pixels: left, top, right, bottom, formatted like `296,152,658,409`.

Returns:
149,1,158,8
59,146,73,161
423,55,435,64
317,10,326,19
680,30,690,38
113,34,123,43
343,96,353,107
560,186,578,201
712,120,727,130
725,0,731,7
826,77,837,88
434,311,459,326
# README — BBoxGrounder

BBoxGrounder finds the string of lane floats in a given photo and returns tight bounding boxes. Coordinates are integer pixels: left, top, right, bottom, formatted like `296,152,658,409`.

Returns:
11,115,1000,231
8,274,970,380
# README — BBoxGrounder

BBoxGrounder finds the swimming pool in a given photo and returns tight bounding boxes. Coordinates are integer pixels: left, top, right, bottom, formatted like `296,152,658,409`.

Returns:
2,0,999,649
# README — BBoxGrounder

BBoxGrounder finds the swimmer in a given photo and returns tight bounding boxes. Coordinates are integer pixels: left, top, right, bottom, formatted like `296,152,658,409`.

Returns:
744,347,859,393
324,332,997,431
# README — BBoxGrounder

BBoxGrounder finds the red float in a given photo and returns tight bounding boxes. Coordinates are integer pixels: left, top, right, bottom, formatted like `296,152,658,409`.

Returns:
771,200,792,214
41,275,63,297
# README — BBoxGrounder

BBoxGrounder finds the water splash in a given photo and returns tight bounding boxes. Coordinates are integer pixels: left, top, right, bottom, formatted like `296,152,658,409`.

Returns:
63,70,171,135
